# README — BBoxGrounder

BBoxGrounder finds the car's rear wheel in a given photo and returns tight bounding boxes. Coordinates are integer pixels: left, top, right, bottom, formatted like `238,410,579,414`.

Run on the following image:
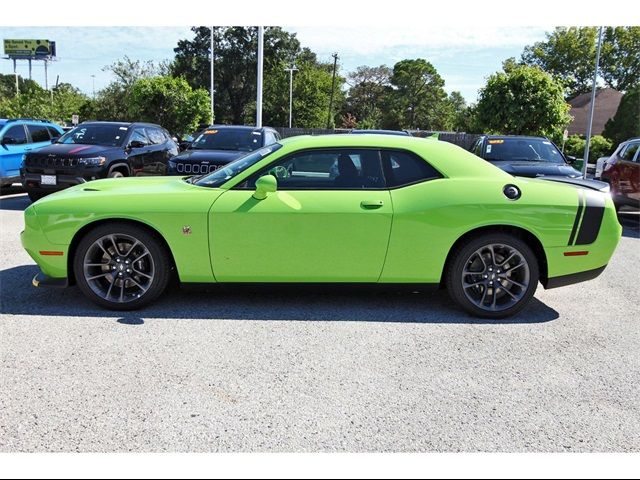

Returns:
73,223,172,310
446,233,539,319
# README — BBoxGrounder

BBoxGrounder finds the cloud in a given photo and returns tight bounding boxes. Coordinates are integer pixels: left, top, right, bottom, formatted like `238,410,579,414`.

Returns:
287,26,549,57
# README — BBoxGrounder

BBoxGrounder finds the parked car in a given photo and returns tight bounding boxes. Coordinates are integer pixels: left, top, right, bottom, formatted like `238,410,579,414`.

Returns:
167,125,280,176
600,137,640,209
21,121,178,202
0,118,64,188
350,129,411,136
22,135,621,319
470,135,582,178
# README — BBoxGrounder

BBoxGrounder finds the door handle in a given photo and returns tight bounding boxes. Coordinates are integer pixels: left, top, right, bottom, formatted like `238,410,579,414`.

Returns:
361,200,384,208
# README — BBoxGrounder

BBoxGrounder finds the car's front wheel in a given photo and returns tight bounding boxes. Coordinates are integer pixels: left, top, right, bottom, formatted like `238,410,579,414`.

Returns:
73,222,172,310
446,233,539,319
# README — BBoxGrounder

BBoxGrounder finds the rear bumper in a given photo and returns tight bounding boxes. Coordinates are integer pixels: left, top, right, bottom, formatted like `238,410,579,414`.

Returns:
542,265,607,289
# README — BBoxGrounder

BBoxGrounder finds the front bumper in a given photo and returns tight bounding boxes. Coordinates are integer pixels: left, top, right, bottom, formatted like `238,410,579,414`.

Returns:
22,172,87,192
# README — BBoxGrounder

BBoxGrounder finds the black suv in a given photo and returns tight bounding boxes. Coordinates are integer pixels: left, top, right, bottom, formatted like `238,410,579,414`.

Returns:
22,121,178,201
470,135,582,178
168,125,280,176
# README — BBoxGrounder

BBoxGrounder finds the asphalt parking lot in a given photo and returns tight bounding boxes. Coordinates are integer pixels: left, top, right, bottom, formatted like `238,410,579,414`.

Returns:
1,187,639,452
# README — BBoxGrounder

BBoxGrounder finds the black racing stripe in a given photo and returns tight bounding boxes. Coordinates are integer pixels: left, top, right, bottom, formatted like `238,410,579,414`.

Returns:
568,190,584,246
575,191,606,245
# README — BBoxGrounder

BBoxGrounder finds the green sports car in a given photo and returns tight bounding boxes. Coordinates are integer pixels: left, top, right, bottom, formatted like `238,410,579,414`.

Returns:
21,134,622,318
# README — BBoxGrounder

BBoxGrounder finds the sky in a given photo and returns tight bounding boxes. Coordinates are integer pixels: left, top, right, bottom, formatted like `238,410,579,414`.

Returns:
0,26,550,103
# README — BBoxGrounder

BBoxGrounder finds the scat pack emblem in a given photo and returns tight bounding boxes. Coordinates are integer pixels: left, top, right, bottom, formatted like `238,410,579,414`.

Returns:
182,226,192,235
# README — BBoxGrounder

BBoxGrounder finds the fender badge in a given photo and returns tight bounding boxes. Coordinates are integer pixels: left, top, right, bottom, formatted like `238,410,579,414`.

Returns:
182,226,192,235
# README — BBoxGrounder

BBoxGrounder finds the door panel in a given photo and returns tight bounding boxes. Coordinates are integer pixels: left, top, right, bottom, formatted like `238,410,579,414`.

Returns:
209,189,393,282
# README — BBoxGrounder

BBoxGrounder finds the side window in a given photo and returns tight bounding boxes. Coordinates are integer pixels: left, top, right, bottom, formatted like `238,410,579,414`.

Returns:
130,128,150,146
382,150,441,188
620,142,639,161
47,126,61,138
243,149,386,190
2,125,28,145
27,124,51,143
264,132,277,145
473,139,484,156
147,128,166,145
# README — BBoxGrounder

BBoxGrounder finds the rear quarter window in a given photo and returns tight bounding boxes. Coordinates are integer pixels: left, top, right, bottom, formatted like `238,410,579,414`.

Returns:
382,150,442,188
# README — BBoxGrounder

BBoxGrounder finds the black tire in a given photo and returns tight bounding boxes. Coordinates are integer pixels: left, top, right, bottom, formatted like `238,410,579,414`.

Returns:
27,190,47,202
73,222,173,310
445,233,539,319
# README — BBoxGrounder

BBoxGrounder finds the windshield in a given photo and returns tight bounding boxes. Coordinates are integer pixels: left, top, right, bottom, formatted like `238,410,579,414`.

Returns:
484,138,565,164
194,143,283,188
57,124,128,147
190,128,264,152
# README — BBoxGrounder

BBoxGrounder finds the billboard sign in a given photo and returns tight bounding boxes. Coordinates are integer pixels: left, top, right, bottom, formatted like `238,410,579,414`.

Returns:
3,39,56,59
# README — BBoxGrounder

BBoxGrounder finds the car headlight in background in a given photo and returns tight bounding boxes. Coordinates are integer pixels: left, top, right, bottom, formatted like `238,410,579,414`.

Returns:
21,154,26,167
78,156,106,167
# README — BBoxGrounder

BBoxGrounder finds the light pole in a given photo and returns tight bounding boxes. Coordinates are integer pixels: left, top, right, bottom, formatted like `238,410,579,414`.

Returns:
91,74,95,98
326,52,339,129
256,26,264,127
582,26,604,179
284,64,298,128
210,26,215,124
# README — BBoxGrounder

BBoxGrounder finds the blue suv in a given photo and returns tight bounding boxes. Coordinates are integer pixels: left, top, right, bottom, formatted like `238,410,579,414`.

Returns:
0,119,64,187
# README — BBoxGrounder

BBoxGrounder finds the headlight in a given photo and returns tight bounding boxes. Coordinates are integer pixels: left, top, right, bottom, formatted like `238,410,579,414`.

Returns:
21,154,26,166
78,156,106,167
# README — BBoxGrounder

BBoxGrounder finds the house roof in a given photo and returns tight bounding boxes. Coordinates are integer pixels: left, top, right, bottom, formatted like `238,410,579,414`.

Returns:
567,88,623,136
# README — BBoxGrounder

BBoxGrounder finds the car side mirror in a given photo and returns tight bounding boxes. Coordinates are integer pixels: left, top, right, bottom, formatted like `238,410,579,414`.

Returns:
253,175,277,200
566,155,577,164
50,136,60,143
178,141,191,151
128,140,146,149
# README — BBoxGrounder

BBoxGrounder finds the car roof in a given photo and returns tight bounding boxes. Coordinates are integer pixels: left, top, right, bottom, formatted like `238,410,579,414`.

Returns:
482,134,550,141
0,118,57,126
77,121,163,128
278,133,439,150
351,129,410,136
204,125,275,132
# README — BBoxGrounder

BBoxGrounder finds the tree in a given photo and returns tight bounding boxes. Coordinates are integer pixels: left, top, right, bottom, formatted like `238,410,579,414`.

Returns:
475,64,571,138
564,134,613,162
263,48,345,128
342,65,392,128
603,85,640,146
521,27,598,98
601,27,640,92
81,56,165,122
172,27,302,124
129,76,211,135
386,59,448,130
521,27,640,98
0,76,89,124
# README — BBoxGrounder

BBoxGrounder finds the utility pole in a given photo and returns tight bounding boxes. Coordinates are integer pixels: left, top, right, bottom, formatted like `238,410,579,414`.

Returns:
91,74,96,98
13,58,18,95
326,52,339,129
256,26,264,127
583,26,603,179
284,64,298,128
211,27,215,123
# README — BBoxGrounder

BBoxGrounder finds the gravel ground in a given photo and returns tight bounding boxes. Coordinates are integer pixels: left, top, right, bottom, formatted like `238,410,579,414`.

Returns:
1,190,639,452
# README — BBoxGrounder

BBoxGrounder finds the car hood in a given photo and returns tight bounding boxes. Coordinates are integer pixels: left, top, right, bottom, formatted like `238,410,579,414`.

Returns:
173,149,246,164
489,160,582,178
28,143,121,157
